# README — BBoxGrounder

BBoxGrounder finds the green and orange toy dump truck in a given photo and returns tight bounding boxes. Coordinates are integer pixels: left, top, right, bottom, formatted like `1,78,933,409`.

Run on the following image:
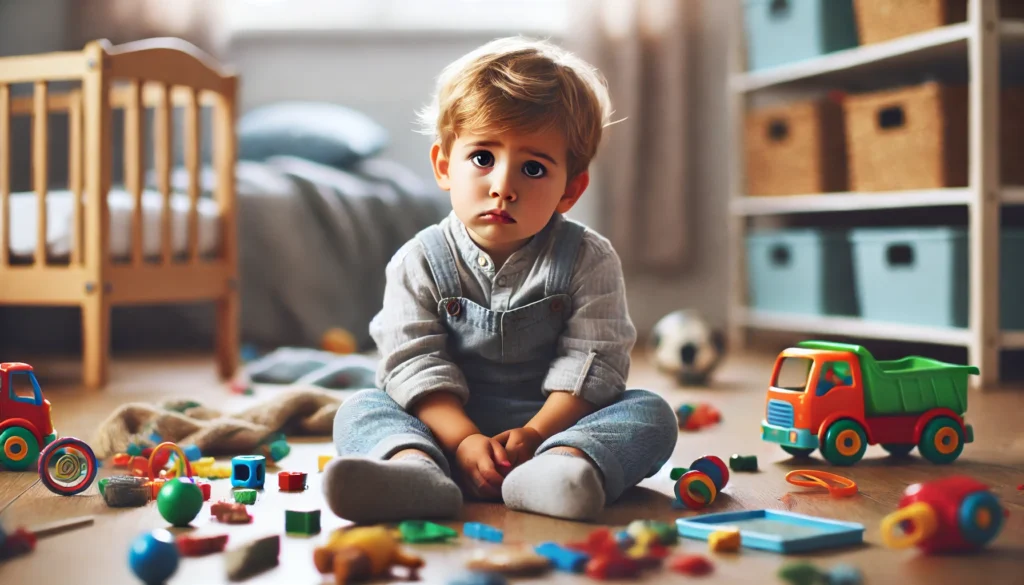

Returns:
761,341,977,466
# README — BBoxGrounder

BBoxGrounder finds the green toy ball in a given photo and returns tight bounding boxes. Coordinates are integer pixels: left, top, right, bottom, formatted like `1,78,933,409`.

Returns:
156,478,203,527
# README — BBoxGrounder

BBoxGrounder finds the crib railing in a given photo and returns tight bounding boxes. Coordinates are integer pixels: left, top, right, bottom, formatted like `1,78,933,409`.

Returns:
0,39,237,275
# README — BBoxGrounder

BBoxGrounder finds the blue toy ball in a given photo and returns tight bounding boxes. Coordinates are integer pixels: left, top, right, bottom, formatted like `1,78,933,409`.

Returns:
128,529,179,585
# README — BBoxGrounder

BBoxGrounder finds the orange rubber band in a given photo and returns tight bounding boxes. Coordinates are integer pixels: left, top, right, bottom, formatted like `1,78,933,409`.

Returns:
785,469,858,498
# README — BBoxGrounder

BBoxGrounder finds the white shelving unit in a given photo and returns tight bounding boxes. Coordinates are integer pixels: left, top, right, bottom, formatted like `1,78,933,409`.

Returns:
726,0,1021,388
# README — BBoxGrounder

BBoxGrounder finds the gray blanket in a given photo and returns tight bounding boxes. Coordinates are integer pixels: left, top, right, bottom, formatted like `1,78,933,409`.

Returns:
0,156,450,353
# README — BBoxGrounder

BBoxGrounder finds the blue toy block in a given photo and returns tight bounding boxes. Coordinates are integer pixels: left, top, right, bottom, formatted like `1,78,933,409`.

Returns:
231,455,266,489
534,542,588,573
463,522,503,543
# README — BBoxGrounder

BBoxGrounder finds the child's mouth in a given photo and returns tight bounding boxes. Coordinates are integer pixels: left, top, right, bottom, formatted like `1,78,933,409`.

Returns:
480,212,515,224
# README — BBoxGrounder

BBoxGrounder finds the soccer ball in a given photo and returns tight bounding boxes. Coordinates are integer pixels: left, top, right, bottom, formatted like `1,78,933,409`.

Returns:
648,310,725,386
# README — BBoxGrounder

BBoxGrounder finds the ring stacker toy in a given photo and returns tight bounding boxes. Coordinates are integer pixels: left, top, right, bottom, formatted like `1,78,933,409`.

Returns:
671,455,730,510
880,475,1007,554
37,437,99,496
785,470,858,498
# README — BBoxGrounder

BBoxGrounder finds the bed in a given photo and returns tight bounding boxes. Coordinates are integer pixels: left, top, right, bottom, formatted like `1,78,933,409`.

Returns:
0,38,239,390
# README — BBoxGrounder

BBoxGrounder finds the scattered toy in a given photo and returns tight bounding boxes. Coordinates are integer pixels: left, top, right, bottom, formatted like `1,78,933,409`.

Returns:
397,520,458,543
177,534,229,557
708,528,741,552
778,561,822,585
231,455,266,489
728,454,758,472
463,522,503,543
102,476,151,508
670,455,729,509
157,478,204,527
668,554,713,576
465,546,551,576
278,471,307,491
286,509,321,535
37,437,98,496
128,529,180,585
233,489,258,505
225,534,280,581
786,470,858,498
675,402,721,431
0,516,94,561
535,542,589,573
319,454,334,472
626,519,677,546
313,526,423,584
211,501,253,524
881,475,1006,553
677,509,865,554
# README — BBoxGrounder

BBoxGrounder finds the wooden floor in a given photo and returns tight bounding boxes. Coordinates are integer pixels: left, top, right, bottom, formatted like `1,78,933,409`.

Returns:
0,349,1023,584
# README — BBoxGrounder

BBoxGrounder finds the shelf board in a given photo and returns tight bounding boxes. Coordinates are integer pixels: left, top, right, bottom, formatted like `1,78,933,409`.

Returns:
731,21,1024,93
1001,331,1024,349
732,188,970,216
740,310,972,346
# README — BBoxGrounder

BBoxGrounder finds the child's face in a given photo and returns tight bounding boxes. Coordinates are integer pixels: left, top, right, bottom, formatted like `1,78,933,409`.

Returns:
431,126,589,260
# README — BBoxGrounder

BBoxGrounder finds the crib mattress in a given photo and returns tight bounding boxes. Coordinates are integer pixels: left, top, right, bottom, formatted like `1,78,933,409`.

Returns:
7,189,222,261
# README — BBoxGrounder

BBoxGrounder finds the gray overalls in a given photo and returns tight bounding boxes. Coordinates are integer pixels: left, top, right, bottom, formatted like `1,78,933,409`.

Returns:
333,219,677,503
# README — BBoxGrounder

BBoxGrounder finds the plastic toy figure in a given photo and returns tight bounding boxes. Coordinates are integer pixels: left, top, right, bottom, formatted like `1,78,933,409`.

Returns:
761,341,977,465
881,475,1007,554
312,526,423,584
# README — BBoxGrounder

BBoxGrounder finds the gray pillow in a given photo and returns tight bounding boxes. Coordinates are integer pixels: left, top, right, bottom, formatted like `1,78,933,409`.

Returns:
238,102,389,169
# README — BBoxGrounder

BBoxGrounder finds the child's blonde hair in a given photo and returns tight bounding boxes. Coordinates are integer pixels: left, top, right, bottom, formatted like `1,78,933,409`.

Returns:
417,36,613,180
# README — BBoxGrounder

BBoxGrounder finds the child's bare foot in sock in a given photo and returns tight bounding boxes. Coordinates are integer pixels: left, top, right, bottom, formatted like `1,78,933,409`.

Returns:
322,450,462,524
501,447,605,521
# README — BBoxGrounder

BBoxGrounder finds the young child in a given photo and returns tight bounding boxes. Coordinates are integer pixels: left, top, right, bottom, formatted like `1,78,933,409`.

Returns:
323,36,678,523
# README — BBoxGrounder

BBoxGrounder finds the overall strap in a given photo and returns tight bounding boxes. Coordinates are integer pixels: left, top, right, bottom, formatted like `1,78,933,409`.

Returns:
418,225,463,299
545,220,586,296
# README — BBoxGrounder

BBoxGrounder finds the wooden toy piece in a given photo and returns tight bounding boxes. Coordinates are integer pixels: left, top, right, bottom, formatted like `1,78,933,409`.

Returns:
668,554,713,576
211,501,253,524
463,522,503,543
177,534,229,557
225,534,280,581
465,546,552,576
233,489,258,505
278,471,308,491
708,528,741,552
319,454,334,472
534,542,589,573
313,526,424,584
231,455,266,489
286,509,322,535
729,454,758,472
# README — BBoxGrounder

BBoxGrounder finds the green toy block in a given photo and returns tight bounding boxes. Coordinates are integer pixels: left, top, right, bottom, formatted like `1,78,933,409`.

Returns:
778,561,824,585
285,509,321,535
397,520,458,543
729,454,759,472
233,489,258,505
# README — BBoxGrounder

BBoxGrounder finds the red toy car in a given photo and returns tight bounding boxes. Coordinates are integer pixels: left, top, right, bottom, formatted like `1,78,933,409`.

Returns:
0,363,57,471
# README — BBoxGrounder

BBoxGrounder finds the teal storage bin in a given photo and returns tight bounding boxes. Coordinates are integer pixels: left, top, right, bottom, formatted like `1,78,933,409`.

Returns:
743,0,859,71
849,228,1024,329
746,229,858,317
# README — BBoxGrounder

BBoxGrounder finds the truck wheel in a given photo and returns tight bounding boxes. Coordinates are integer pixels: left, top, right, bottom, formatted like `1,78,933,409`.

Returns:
0,427,41,471
958,491,1004,546
881,444,915,457
781,446,815,458
821,420,867,466
918,417,964,464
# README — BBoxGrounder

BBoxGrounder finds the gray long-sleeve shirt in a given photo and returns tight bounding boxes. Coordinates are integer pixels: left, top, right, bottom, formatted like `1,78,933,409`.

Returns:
368,211,637,411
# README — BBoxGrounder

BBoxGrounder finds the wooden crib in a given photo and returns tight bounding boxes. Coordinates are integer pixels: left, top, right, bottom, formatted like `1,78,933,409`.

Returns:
0,38,239,390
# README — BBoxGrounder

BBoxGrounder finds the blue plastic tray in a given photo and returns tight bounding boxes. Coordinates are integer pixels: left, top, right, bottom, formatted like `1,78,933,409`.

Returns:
676,509,864,554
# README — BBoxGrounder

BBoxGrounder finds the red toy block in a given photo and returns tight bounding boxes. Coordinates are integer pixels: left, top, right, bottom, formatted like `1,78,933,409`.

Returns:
585,554,641,580
112,453,131,467
566,528,620,557
278,471,307,492
177,534,229,556
668,554,713,576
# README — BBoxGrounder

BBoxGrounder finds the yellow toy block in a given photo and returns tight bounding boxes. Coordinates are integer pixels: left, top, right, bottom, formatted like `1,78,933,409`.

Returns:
319,454,334,472
708,528,741,552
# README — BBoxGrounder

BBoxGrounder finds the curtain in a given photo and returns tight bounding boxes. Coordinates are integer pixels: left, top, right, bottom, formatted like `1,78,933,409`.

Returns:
565,0,692,276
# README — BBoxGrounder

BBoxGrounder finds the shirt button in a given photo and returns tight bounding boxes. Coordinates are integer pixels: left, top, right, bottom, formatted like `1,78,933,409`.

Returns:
477,256,488,267
497,276,507,286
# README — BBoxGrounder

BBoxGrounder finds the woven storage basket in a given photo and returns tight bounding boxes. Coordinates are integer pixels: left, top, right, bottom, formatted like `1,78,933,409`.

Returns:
745,98,847,196
854,0,1024,45
845,82,968,191
845,82,1024,191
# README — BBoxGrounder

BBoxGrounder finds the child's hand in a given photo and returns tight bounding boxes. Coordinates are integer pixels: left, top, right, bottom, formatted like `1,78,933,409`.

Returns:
455,434,511,500
493,427,545,468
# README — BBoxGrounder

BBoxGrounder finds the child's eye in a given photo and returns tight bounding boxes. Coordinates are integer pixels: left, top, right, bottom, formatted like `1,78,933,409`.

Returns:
522,161,546,178
470,151,494,168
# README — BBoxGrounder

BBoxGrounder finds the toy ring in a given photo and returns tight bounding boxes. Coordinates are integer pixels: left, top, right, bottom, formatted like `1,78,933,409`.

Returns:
148,442,192,480
676,470,718,509
38,437,99,496
785,470,858,498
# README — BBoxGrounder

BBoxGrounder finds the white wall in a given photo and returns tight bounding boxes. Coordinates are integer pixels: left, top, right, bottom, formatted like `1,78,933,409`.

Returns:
223,2,732,338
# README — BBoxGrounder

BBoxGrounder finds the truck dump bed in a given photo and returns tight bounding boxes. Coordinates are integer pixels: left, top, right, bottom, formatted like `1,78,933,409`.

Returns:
797,341,978,416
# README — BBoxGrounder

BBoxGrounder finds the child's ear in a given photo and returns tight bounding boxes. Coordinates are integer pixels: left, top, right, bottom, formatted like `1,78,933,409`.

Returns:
556,171,590,214
430,142,451,191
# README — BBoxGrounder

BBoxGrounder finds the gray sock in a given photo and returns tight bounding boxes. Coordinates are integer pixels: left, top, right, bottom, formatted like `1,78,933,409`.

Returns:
322,455,462,524
501,453,606,521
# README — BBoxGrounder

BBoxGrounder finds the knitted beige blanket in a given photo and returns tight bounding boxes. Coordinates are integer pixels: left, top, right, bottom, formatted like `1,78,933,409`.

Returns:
90,388,343,459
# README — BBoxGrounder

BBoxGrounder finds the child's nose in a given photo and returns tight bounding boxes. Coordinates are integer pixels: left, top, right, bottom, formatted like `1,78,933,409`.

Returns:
490,167,518,202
